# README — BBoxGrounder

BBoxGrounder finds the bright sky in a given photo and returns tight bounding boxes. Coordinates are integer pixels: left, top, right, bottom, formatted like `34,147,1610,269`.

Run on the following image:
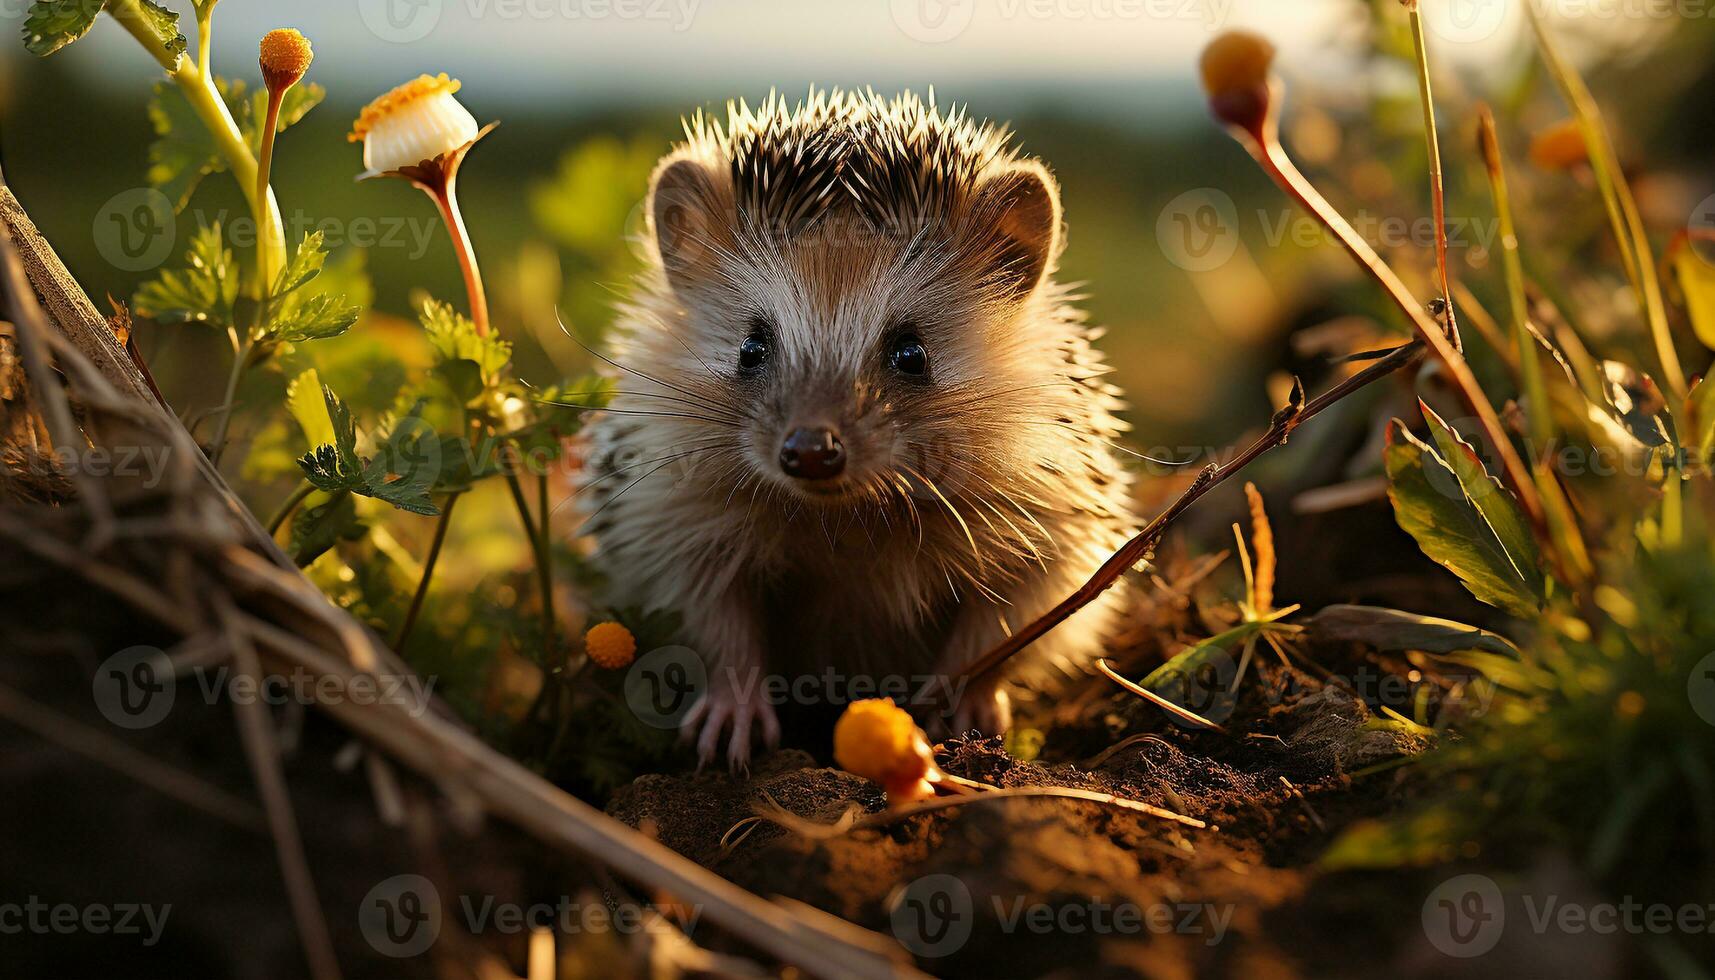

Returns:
3,0,1552,113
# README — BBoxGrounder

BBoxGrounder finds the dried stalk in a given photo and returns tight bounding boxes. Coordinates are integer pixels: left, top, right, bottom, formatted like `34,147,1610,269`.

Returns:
961,341,1423,687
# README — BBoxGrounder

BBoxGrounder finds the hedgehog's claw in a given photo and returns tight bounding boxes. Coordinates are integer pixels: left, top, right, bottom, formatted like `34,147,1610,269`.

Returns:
684,684,779,774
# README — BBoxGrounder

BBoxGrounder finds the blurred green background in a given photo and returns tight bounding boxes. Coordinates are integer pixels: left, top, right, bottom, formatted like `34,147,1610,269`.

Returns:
1,0,1712,747
1,0,1710,450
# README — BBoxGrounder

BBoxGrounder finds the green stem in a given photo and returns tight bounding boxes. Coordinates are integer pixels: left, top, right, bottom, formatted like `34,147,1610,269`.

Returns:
108,0,286,295
207,334,253,466
194,0,212,70
394,492,461,652
1481,115,1553,459
506,469,554,662
266,480,316,537
1526,8,1686,401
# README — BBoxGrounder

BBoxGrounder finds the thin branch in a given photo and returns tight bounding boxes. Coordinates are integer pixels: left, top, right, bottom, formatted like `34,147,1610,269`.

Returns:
959,341,1423,687
216,595,342,980
0,680,265,831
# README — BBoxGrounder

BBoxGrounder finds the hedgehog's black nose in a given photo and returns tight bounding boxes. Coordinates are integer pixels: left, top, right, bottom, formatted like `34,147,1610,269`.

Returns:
779,427,845,480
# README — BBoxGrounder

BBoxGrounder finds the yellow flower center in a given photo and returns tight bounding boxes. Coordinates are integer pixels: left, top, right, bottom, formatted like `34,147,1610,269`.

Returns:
349,74,463,143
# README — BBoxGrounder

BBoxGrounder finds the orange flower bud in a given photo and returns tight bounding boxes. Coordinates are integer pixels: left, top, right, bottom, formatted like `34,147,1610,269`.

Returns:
584,621,637,670
1529,120,1588,171
259,28,313,93
1200,31,1277,136
834,699,940,803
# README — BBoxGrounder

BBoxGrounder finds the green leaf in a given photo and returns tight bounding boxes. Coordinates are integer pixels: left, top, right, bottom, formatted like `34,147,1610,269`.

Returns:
296,388,440,517
1418,402,1545,600
1689,374,1715,462
22,0,104,56
1597,360,1671,449
267,293,360,343
286,369,336,448
130,0,187,59
1319,808,1462,870
1384,419,1544,618
422,299,511,379
1675,233,1715,352
289,491,361,567
133,223,236,325
1304,604,1522,659
365,402,440,515
146,80,224,210
1137,621,1259,725
273,231,329,297
297,385,364,493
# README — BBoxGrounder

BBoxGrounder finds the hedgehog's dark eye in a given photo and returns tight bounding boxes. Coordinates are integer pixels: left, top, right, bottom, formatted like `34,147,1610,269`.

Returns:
738,324,771,373
888,333,928,377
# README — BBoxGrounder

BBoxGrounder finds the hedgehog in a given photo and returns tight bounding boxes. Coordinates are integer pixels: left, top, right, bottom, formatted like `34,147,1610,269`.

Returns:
577,89,1136,769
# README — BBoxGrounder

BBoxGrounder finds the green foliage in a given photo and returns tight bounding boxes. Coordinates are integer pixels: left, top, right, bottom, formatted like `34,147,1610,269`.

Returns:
147,76,323,211
1384,417,1545,618
22,0,104,57
423,299,511,402
24,0,185,59
1324,530,1715,908
126,0,184,58
1304,604,1522,659
295,385,439,516
289,491,361,567
261,233,361,343
527,137,656,345
133,222,236,325
267,293,361,343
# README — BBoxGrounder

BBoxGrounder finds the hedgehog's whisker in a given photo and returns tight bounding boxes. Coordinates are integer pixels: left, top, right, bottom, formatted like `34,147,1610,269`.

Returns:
577,442,741,527
550,387,743,419
536,400,741,428
556,309,740,408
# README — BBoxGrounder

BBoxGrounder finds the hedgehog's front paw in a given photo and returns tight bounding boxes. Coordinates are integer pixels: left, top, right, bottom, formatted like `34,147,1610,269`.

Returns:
951,680,1012,738
680,680,780,774
923,678,1013,740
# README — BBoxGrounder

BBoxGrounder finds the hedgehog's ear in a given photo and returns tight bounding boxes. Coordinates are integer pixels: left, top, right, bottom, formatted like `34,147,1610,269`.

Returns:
971,162,1061,301
649,155,730,295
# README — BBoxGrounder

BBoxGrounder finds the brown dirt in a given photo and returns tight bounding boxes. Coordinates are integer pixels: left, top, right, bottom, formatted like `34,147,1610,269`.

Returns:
607,663,1447,978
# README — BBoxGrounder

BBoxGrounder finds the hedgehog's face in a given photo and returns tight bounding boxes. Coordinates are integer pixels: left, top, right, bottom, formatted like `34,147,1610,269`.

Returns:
646,152,1063,510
